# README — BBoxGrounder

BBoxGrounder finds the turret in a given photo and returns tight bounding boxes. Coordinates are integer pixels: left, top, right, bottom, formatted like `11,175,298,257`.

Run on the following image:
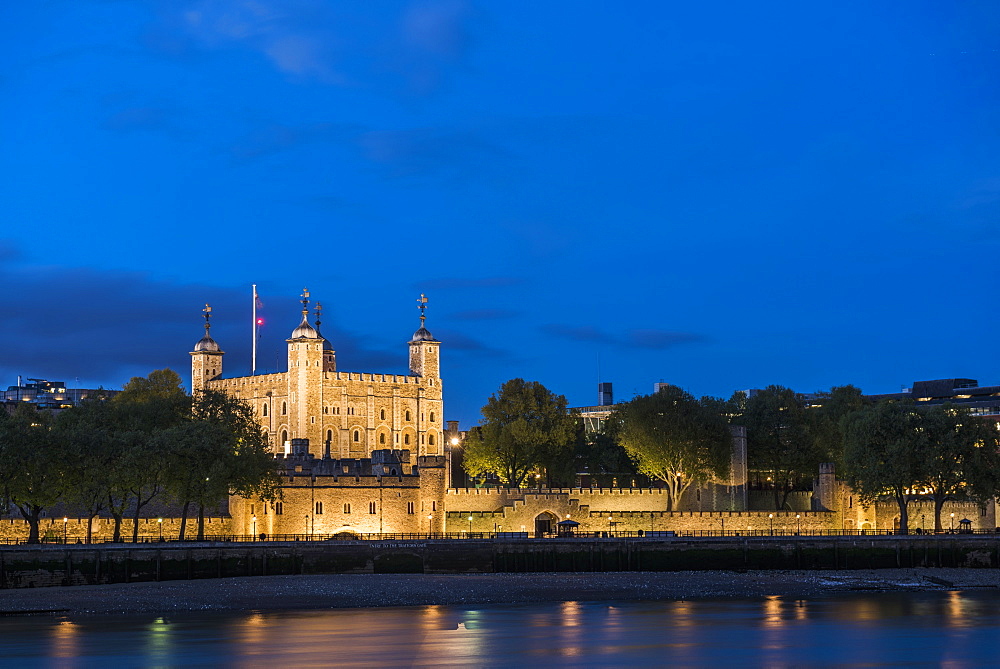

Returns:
287,289,324,455
408,293,440,378
190,303,223,392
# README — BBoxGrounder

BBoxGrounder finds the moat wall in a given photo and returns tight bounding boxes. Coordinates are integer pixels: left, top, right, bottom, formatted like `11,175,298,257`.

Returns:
2,537,999,589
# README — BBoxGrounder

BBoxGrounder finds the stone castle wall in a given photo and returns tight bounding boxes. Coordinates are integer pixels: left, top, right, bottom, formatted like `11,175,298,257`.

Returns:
0,516,235,543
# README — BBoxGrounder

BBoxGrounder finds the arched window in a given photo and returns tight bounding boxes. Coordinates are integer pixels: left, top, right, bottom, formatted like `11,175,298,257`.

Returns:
281,402,287,415
262,403,268,416
379,433,386,444
326,430,333,443
281,430,288,444
405,410,411,421
353,430,360,442
428,434,435,446
429,412,435,422
380,409,386,420
404,434,410,445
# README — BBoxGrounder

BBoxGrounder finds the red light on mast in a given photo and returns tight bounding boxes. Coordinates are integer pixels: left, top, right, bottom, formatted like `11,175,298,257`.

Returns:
256,318,264,325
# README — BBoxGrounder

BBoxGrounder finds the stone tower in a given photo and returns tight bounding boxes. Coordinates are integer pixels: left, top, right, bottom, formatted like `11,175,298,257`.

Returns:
408,294,440,378
190,303,223,393
286,289,325,452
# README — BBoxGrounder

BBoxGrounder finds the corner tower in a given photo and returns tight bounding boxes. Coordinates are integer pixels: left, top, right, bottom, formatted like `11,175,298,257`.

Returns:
408,294,440,378
190,304,223,392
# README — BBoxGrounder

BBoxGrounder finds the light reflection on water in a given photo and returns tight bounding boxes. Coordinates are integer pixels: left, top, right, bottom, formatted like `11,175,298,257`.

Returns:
1,591,999,667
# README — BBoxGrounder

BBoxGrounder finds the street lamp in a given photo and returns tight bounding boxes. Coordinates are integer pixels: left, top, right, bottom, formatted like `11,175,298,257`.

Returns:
796,514,801,535
468,515,473,535
720,517,725,536
768,513,774,536
951,512,955,532
63,517,67,544
158,518,163,541
251,515,256,539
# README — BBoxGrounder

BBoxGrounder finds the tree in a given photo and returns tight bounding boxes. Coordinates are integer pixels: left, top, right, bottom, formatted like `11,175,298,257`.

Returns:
462,379,576,488
807,385,865,467
734,385,819,510
110,369,189,542
53,399,118,544
842,400,925,534
0,405,70,543
165,390,281,540
613,385,732,511
917,404,1000,532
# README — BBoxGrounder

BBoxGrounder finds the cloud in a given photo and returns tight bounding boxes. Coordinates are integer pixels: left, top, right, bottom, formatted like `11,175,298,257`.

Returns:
432,329,508,358
146,0,475,92
0,254,409,390
541,324,708,350
448,309,518,321
415,276,524,290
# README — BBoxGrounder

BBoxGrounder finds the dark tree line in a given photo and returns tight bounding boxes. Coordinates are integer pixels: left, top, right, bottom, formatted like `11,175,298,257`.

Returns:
0,369,281,543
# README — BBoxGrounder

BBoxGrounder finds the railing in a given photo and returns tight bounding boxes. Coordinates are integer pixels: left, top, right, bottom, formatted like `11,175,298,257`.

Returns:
0,528,996,546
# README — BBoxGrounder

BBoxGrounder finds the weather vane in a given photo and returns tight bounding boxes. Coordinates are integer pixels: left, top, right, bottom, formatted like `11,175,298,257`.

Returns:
315,302,323,329
300,287,310,314
417,293,428,325
202,303,212,334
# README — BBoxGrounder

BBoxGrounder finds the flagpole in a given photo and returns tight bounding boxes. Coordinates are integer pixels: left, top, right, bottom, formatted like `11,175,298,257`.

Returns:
252,283,258,375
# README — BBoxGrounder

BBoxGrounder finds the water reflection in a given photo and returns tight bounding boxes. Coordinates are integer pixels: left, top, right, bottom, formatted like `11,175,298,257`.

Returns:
4,591,1000,667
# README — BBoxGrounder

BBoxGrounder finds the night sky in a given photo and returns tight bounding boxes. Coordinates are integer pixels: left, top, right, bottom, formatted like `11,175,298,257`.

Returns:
3,2,999,426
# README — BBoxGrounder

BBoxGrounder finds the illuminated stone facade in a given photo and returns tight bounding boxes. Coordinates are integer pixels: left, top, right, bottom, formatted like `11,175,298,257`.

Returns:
191,293,443,461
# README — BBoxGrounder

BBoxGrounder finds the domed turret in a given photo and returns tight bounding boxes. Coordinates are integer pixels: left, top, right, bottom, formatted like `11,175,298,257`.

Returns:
410,325,437,342
409,293,440,377
193,334,221,352
289,289,320,339
190,303,224,392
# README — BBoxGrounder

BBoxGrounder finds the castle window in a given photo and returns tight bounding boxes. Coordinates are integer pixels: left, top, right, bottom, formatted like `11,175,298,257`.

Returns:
407,502,415,514
380,409,386,420
432,501,437,512
262,404,268,417
326,430,332,443
315,502,323,515
343,503,351,514
379,433,386,444
343,465,349,474
275,502,283,515
281,402,287,415
310,416,315,424
323,406,327,414
404,434,410,445
430,412,435,422
405,410,411,421
250,504,255,515
369,502,376,514
281,430,288,444
428,434,435,446
353,430,360,442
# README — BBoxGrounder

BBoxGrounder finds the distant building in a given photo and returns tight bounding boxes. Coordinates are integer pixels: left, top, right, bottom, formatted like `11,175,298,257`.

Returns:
865,378,1000,419
1,378,116,415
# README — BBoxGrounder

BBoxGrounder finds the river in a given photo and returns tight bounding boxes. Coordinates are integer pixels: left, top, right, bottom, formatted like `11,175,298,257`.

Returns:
2,590,999,667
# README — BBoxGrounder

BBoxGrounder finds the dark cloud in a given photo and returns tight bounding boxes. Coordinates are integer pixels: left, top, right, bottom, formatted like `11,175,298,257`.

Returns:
415,276,523,290
0,260,408,390
628,329,708,349
542,324,708,350
448,309,518,321
540,324,609,344
432,329,508,358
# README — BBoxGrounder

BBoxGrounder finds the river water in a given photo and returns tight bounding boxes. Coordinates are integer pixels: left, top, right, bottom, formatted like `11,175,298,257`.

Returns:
2,591,999,667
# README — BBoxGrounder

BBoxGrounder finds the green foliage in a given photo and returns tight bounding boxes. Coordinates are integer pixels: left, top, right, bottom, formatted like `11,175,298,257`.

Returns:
842,400,926,533
461,378,576,487
731,385,820,510
807,385,864,467
613,384,732,511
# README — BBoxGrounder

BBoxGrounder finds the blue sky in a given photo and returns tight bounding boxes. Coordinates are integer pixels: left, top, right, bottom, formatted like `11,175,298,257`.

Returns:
2,1,999,425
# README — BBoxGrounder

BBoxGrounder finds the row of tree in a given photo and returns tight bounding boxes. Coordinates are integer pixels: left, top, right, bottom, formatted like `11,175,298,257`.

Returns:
0,369,280,543
461,379,1000,531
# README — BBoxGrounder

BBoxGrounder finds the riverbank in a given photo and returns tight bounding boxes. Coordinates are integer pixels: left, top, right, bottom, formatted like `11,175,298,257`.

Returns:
0,568,997,617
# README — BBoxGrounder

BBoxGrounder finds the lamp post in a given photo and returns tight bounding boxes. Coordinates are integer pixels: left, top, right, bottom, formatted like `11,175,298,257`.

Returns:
720,517,725,537
768,513,774,536
158,518,163,541
63,517,67,544
468,515,473,535
951,512,955,533
428,514,433,536
251,515,256,539
796,514,801,536
305,515,309,539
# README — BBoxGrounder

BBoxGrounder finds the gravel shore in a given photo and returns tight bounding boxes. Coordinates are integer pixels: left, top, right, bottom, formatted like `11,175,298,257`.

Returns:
0,568,998,617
